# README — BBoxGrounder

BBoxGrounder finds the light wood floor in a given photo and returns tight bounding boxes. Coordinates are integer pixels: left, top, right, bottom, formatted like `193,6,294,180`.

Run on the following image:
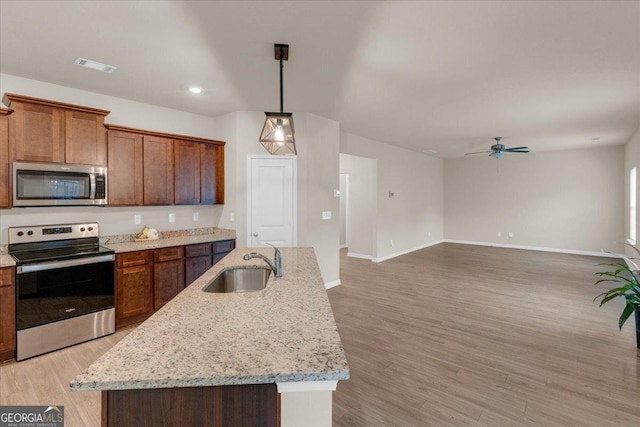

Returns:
1,243,638,426
329,244,640,426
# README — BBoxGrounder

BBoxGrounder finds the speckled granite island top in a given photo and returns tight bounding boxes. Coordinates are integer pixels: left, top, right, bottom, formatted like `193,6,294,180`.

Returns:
71,247,349,391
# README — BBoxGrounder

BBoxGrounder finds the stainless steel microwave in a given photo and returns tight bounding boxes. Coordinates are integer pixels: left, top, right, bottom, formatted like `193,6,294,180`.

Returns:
13,162,108,207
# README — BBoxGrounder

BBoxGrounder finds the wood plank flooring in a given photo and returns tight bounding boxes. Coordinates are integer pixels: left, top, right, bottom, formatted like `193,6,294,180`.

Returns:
329,244,640,426
0,326,134,427
1,243,638,426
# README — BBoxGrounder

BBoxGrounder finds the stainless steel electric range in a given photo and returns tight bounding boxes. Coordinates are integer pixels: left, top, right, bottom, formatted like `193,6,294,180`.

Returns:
8,222,115,361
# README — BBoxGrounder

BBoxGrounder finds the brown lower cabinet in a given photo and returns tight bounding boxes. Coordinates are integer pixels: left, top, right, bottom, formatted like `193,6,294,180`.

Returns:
115,239,235,329
153,247,185,310
102,384,278,427
0,267,16,362
115,251,154,328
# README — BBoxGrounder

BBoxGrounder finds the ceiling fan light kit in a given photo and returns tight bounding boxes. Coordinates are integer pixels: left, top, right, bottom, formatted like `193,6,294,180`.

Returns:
464,137,530,159
259,43,297,155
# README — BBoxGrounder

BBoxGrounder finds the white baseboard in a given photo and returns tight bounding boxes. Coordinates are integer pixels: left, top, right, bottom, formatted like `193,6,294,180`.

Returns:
347,252,373,260
373,240,445,263
443,239,624,258
324,279,341,289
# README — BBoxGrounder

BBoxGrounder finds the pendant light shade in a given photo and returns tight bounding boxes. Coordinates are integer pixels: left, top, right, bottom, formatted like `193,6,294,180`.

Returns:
259,112,296,155
259,44,296,155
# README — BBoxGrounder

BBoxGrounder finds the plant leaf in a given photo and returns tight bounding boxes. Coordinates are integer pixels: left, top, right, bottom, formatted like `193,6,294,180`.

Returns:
618,304,636,330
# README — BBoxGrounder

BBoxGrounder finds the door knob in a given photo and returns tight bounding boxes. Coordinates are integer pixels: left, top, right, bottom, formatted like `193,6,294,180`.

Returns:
252,232,259,237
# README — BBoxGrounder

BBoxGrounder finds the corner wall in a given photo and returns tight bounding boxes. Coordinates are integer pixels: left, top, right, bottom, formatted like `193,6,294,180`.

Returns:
214,111,341,284
340,132,444,260
444,146,625,254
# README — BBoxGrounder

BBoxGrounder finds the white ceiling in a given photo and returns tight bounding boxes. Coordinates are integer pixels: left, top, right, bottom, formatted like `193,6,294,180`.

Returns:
1,1,638,158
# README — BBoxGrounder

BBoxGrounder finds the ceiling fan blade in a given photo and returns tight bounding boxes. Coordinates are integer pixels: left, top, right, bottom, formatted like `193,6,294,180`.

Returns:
504,146,529,152
464,150,492,155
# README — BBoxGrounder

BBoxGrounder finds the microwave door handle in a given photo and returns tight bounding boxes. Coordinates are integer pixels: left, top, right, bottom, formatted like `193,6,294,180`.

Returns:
89,173,96,199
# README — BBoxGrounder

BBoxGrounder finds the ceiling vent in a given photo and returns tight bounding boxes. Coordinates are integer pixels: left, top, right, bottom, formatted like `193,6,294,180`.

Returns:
73,57,117,74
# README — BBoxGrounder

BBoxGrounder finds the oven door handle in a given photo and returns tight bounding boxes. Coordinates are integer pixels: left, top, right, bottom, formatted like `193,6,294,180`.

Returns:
17,254,115,274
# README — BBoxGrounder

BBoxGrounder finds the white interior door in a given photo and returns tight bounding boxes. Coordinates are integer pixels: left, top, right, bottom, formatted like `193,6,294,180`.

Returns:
248,156,297,247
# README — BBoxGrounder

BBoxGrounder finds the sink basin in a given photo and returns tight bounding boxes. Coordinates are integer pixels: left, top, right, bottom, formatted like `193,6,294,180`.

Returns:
203,267,271,293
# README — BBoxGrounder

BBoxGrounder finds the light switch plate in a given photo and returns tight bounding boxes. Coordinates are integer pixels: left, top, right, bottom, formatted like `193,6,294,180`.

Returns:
134,215,141,225
169,213,175,223
230,212,235,222
322,211,332,220
193,212,199,221
334,189,341,198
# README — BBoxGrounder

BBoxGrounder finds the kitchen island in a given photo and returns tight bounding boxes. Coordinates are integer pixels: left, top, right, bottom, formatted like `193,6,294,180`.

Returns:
71,247,349,426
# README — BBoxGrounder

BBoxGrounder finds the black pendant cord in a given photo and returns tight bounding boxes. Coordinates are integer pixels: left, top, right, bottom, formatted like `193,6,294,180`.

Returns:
279,57,284,113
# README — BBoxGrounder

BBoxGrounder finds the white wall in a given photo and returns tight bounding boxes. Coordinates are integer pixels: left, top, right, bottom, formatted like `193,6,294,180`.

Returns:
0,74,224,245
444,146,625,254
340,132,444,260
214,111,341,284
624,124,640,258
339,153,377,257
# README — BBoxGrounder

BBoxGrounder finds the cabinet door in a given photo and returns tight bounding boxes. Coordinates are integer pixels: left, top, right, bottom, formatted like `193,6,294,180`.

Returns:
154,259,185,310
143,136,174,205
0,110,10,208
10,102,64,163
201,143,224,205
108,130,143,206
0,268,16,361
65,110,107,166
185,255,212,286
174,140,201,205
116,264,154,328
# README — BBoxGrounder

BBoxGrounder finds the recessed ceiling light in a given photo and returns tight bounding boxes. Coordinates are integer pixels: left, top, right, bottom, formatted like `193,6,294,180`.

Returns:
73,57,116,73
591,137,601,141
188,87,203,94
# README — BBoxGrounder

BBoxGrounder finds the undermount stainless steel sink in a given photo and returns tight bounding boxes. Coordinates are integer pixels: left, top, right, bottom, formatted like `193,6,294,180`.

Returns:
203,267,271,293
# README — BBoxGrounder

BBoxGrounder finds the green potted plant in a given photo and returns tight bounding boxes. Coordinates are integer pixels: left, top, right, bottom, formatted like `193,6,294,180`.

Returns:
594,245,640,349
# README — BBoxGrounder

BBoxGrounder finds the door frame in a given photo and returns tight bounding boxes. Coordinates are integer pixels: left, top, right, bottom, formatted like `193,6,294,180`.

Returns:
246,154,298,248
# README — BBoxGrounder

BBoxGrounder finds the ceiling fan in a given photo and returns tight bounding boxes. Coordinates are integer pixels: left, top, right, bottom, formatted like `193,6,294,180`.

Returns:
464,137,530,159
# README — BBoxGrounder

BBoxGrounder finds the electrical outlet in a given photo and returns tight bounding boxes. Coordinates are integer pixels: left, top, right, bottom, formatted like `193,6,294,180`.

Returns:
134,215,141,225
322,211,332,220
193,212,199,221
169,213,175,223
230,212,235,222
497,231,502,237
390,240,395,247
428,231,431,237
508,232,514,238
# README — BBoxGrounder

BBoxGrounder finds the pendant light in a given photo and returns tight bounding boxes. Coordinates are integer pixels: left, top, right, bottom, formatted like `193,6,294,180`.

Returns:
259,43,296,155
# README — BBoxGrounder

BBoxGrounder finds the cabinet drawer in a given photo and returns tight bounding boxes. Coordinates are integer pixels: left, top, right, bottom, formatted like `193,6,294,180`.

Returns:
213,239,235,254
116,250,152,268
185,243,213,258
154,246,184,262
0,267,14,287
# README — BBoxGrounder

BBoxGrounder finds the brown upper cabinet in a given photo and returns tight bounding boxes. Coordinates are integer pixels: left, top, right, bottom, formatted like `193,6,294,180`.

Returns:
174,139,201,205
143,135,174,205
2,93,109,166
0,109,12,209
105,125,225,206
107,130,144,206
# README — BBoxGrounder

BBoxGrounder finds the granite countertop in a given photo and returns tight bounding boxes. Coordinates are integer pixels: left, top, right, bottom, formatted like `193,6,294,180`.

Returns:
0,254,15,268
103,228,236,253
71,247,349,391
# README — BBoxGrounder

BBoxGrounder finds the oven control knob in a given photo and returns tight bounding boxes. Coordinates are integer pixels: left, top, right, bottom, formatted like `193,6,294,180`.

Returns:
80,227,86,232
27,231,33,236
88,227,94,231
17,231,23,237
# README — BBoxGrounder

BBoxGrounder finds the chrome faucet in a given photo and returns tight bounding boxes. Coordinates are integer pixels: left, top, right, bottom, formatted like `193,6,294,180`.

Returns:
243,243,282,277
